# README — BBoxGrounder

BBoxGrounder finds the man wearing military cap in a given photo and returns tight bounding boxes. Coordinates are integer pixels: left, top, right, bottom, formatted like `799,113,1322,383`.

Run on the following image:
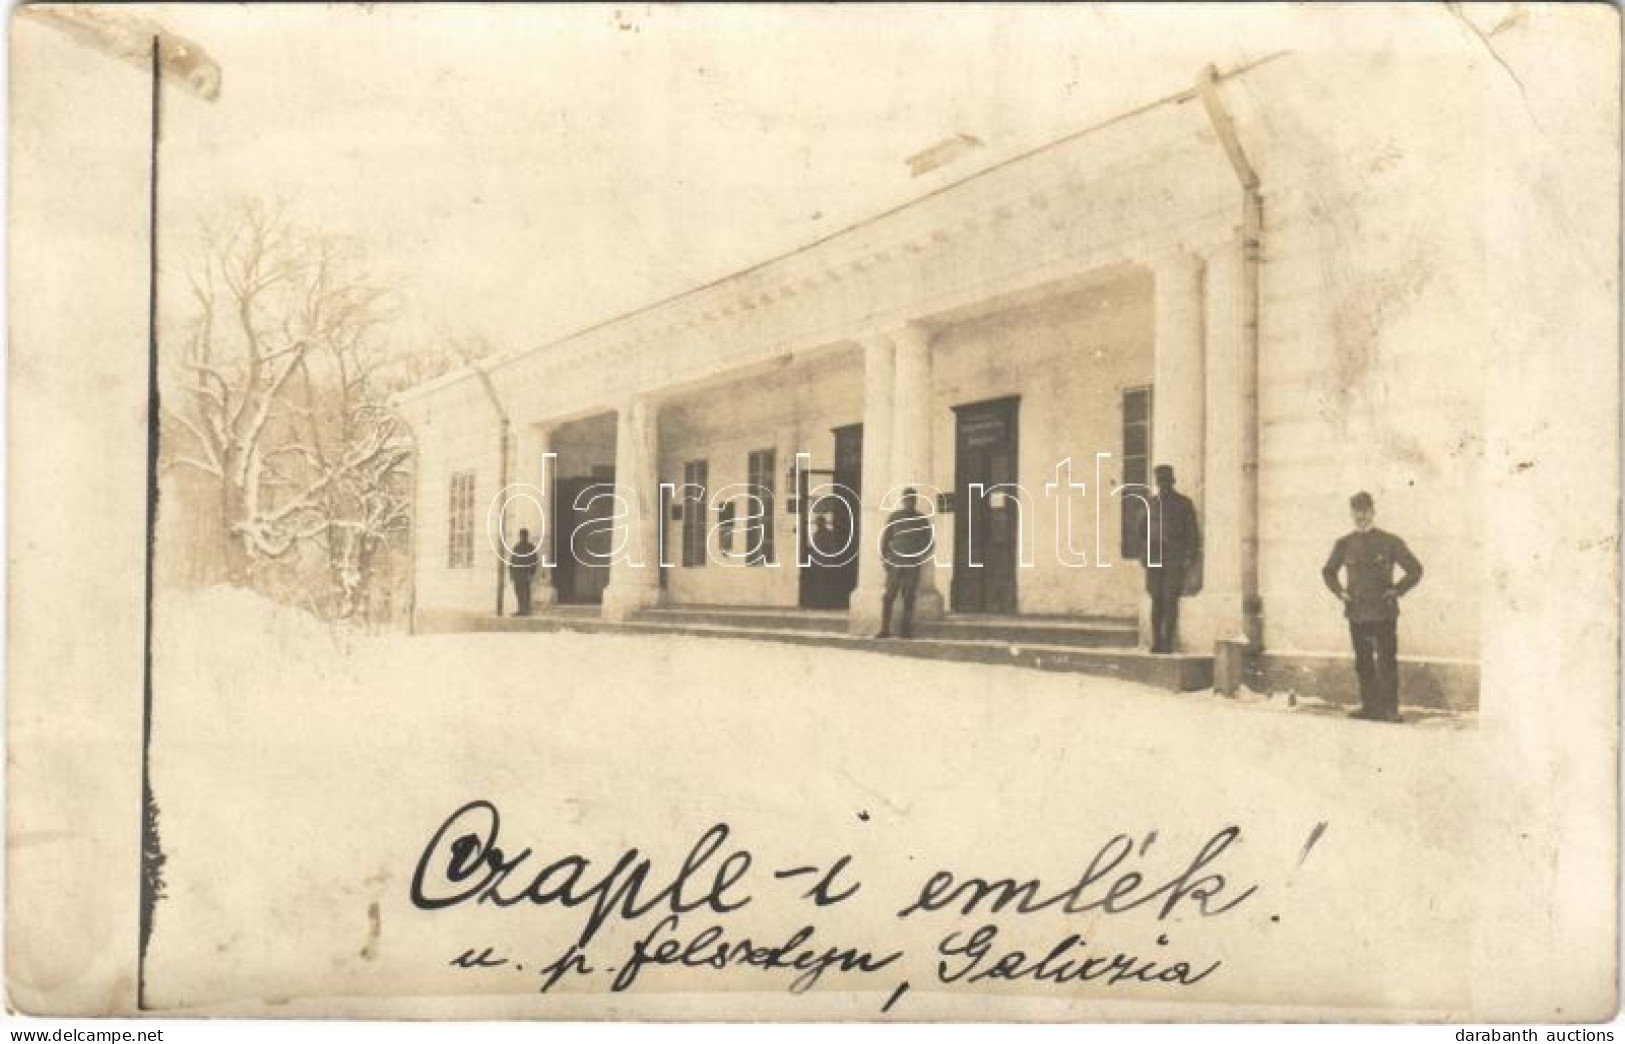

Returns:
1321,491,1424,722
508,527,539,617
1132,464,1202,654
877,487,934,640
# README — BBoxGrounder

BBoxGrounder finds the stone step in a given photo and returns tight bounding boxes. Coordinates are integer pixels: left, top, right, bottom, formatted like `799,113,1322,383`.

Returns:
422,609,1210,692
634,605,850,634
633,606,1139,648
913,615,1139,649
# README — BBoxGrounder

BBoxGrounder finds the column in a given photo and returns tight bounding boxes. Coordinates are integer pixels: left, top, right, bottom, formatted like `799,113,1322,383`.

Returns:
1148,249,1208,651
888,324,945,620
846,335,895,635
602,396,664,621
775,422,800,607
1201,236,1248,676
1152,250,1207,512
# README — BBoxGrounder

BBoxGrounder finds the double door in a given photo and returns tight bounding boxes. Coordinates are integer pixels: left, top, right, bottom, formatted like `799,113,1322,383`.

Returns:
951,397,1019,615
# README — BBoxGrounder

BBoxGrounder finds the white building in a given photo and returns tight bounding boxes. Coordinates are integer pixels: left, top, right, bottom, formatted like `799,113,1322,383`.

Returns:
395,53,1484,710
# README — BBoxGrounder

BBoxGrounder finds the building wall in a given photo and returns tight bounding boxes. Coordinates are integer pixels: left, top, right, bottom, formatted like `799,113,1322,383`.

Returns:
657,353,863,608
405,380,504,617
1233,52,1488,661
926,279,1154,617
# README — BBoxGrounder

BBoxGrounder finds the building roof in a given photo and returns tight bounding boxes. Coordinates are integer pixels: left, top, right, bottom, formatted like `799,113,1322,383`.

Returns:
393,52,1287,409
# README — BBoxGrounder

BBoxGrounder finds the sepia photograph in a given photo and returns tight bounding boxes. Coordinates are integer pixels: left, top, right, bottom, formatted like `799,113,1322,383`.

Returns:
6,1,1619,1029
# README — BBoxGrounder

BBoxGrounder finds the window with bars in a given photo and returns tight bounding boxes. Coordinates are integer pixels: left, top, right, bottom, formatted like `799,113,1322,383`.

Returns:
1120,387,1153,559
447,470,476,569
682,459,708,567
746,448,776,566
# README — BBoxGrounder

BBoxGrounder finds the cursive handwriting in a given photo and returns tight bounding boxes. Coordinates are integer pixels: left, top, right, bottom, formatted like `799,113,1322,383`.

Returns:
420,804,1290,1010
612,914,903,993
448,946,508,969
897,826,1256,922
411,800,753,947
937,924,1220,987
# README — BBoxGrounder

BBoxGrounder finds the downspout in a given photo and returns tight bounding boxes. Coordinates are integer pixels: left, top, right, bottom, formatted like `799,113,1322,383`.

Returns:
1196,63,1264,652
474,363,511,617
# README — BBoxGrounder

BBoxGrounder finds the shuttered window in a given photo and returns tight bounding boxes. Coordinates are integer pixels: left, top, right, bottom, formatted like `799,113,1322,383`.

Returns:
447,470,476,569
746,448,775,566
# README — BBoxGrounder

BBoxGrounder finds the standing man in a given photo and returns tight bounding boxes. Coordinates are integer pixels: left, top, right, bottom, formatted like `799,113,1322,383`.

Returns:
1321,491,1424,722
878,487,934,640
1133,464,1202,654
509,527,539,617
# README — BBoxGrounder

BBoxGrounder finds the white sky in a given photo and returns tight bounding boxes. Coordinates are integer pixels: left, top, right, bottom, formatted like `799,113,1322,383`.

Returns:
145,4,1460,357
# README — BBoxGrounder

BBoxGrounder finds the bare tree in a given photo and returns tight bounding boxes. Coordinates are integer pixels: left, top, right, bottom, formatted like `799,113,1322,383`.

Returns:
393,326,495,388
164,199,412,619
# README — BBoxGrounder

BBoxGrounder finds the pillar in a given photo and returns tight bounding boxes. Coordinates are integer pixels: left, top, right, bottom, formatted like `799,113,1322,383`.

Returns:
888,324,945,619
602,396,664,621
847,335,896,635
1148,249,1207,651
775,422,800,605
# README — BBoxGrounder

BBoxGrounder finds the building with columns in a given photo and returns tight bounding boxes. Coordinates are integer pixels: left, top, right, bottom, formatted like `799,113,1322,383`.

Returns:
395,52,1485,710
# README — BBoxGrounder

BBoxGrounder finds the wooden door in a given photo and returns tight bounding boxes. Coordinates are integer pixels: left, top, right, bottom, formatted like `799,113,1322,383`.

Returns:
798,424,863,609
951,397,1019,614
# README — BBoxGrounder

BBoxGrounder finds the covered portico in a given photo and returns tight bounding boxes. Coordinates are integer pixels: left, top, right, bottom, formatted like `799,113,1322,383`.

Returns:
404,70,1263,673
493,266,1247,656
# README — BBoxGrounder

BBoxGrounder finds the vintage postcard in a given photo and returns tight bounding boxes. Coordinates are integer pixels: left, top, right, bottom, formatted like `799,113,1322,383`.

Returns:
7,2,1619,1023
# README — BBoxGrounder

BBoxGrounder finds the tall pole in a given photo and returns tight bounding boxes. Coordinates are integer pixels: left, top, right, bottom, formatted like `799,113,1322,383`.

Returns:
138,35,161,1010
25,9,219,1010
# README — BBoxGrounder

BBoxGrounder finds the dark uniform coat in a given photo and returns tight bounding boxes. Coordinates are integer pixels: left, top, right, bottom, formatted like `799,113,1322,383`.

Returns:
881,504,934,569
1320,528,1423,622
1132,490,1201,586
509,537,539,581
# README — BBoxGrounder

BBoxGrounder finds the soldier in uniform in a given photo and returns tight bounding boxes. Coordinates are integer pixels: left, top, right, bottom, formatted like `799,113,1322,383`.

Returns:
1321,491,1424,722
1132,464,1202,654
509,527,539,617
878,488,934,640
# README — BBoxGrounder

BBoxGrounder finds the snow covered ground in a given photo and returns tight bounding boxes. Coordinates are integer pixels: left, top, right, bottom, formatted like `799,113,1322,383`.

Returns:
144,587,1486,1018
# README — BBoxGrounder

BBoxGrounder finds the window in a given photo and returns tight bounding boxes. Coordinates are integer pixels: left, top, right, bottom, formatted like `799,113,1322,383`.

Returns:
447,470,476,569
682,460,708,567
1120,387,1153,559
746,448,776,566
